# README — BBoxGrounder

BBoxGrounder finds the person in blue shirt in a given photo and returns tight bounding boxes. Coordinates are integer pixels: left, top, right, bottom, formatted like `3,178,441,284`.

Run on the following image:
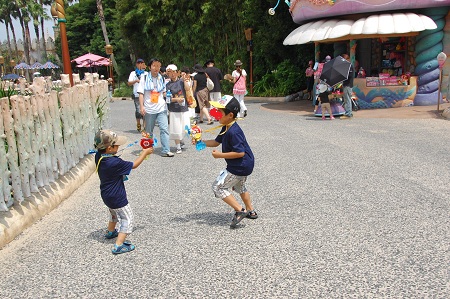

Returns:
202,96,257,228
94,130,153,254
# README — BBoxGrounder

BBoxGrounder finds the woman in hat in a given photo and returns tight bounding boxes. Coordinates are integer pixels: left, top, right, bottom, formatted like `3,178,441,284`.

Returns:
192,64,213,125
231,60,247,117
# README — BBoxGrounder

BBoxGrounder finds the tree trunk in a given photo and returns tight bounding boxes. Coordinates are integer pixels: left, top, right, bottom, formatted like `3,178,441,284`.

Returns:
5,22,13,63
24,21,32,64
34,23,41,61
17,10,31,66
96,0,118,75
39,0,47,58
9,20,19,61
40,18,47,58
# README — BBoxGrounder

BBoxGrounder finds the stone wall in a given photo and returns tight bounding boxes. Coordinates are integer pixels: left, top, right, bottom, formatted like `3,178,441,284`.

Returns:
0,73,108,247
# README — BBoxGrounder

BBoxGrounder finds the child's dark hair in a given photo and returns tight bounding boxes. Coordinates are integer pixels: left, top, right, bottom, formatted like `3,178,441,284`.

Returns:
97,148,107,154
224,109,237,119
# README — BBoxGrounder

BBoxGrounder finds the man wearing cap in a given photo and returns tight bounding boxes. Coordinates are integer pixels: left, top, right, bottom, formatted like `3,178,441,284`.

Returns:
204,59,223,102
138,58,174,157
128,58,147,132
203,96,258,228
94,129,153,254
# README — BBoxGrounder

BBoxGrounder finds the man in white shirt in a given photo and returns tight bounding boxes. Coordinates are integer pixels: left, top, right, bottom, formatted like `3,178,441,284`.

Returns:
138,58,174,157
128,58,147,132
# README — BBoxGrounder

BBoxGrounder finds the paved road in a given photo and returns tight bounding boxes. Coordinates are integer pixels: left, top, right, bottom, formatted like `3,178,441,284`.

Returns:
1,99,449,298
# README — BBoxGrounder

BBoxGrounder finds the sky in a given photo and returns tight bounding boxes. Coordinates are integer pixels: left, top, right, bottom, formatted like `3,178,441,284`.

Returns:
0,6,56,44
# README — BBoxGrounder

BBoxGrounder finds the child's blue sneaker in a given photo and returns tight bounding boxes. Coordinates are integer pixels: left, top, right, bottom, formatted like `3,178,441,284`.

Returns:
104,229,118,239
112,241,135,255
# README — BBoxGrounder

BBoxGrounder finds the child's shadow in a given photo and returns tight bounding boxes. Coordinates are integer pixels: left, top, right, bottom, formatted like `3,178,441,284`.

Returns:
171,211,245,228
88,225,146,243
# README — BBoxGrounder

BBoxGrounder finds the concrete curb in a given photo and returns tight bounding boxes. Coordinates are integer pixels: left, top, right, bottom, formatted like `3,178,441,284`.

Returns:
0,155,95,249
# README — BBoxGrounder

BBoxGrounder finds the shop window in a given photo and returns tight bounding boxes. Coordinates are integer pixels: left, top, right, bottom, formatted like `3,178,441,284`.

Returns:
380,37,407,76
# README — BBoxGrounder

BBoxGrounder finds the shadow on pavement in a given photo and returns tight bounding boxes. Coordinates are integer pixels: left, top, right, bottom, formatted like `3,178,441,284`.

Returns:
171,212,233,227
87,225,146,243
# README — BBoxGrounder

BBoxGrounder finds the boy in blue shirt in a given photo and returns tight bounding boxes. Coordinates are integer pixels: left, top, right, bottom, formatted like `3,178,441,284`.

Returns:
94,130,153,254
203,96,257,228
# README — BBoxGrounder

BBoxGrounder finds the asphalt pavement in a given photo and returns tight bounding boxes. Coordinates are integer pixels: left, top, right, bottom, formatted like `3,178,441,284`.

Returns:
0,98,449,298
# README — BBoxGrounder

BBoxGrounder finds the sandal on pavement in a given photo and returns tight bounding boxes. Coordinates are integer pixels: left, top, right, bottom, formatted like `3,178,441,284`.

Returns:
230,209,248,228
207,121,214,125
112,241,135,255
246,210,258,219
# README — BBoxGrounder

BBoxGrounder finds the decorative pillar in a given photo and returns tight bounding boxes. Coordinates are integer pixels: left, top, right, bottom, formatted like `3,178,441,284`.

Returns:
55,0,73,86
10,60,16,74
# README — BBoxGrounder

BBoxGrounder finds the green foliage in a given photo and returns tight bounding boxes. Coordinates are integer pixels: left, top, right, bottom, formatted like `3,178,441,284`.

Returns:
55,0,320,95
253,60,303,97
113,85,132,98
95,95,108,130
0,82,18,98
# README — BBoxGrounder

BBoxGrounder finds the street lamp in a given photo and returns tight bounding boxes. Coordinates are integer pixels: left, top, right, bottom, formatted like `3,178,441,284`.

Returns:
244,28,253,95
105,44,114,90
10,60,16,74
0,56,4,78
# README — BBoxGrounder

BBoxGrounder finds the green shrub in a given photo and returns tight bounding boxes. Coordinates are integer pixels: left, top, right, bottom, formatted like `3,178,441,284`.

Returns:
113,85,133,97
253,60,304,97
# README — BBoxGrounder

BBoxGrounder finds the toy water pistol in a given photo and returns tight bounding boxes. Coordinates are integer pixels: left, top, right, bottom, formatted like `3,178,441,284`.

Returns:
185,123,206,151
140,131,158,149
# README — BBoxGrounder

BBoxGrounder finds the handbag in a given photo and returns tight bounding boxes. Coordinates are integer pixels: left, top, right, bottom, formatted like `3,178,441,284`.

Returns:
183,79,197,108
206,77,214,91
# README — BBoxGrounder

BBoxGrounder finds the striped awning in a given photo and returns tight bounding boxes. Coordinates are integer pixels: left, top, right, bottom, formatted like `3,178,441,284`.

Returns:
283,13,437,45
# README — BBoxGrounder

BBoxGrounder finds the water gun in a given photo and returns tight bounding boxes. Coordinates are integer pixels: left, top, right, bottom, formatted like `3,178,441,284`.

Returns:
185,123,206,151
140,131,158,149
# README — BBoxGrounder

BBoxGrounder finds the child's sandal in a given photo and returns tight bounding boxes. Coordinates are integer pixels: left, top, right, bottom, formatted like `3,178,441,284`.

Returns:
246,210,258,219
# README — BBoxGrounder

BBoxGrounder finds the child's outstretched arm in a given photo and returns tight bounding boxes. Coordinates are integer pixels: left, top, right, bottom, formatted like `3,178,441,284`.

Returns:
203,140,220,147
212,150,244,159
133,147,153,169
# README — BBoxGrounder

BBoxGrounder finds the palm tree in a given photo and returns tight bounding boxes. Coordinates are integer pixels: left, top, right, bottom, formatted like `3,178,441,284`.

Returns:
96,0,118,75
28,0,45,61
0,0,16,61
39,0,53,59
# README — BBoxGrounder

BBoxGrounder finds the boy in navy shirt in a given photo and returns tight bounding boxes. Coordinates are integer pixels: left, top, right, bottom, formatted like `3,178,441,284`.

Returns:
203,96,257,228
94,130,153,254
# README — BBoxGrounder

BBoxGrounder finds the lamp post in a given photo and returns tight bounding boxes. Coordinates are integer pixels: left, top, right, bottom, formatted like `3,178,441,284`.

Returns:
10,60,16,74
105,44,114,90
55,0,73,86
437,52,447,112
0,56,4,78
244,28,253,95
